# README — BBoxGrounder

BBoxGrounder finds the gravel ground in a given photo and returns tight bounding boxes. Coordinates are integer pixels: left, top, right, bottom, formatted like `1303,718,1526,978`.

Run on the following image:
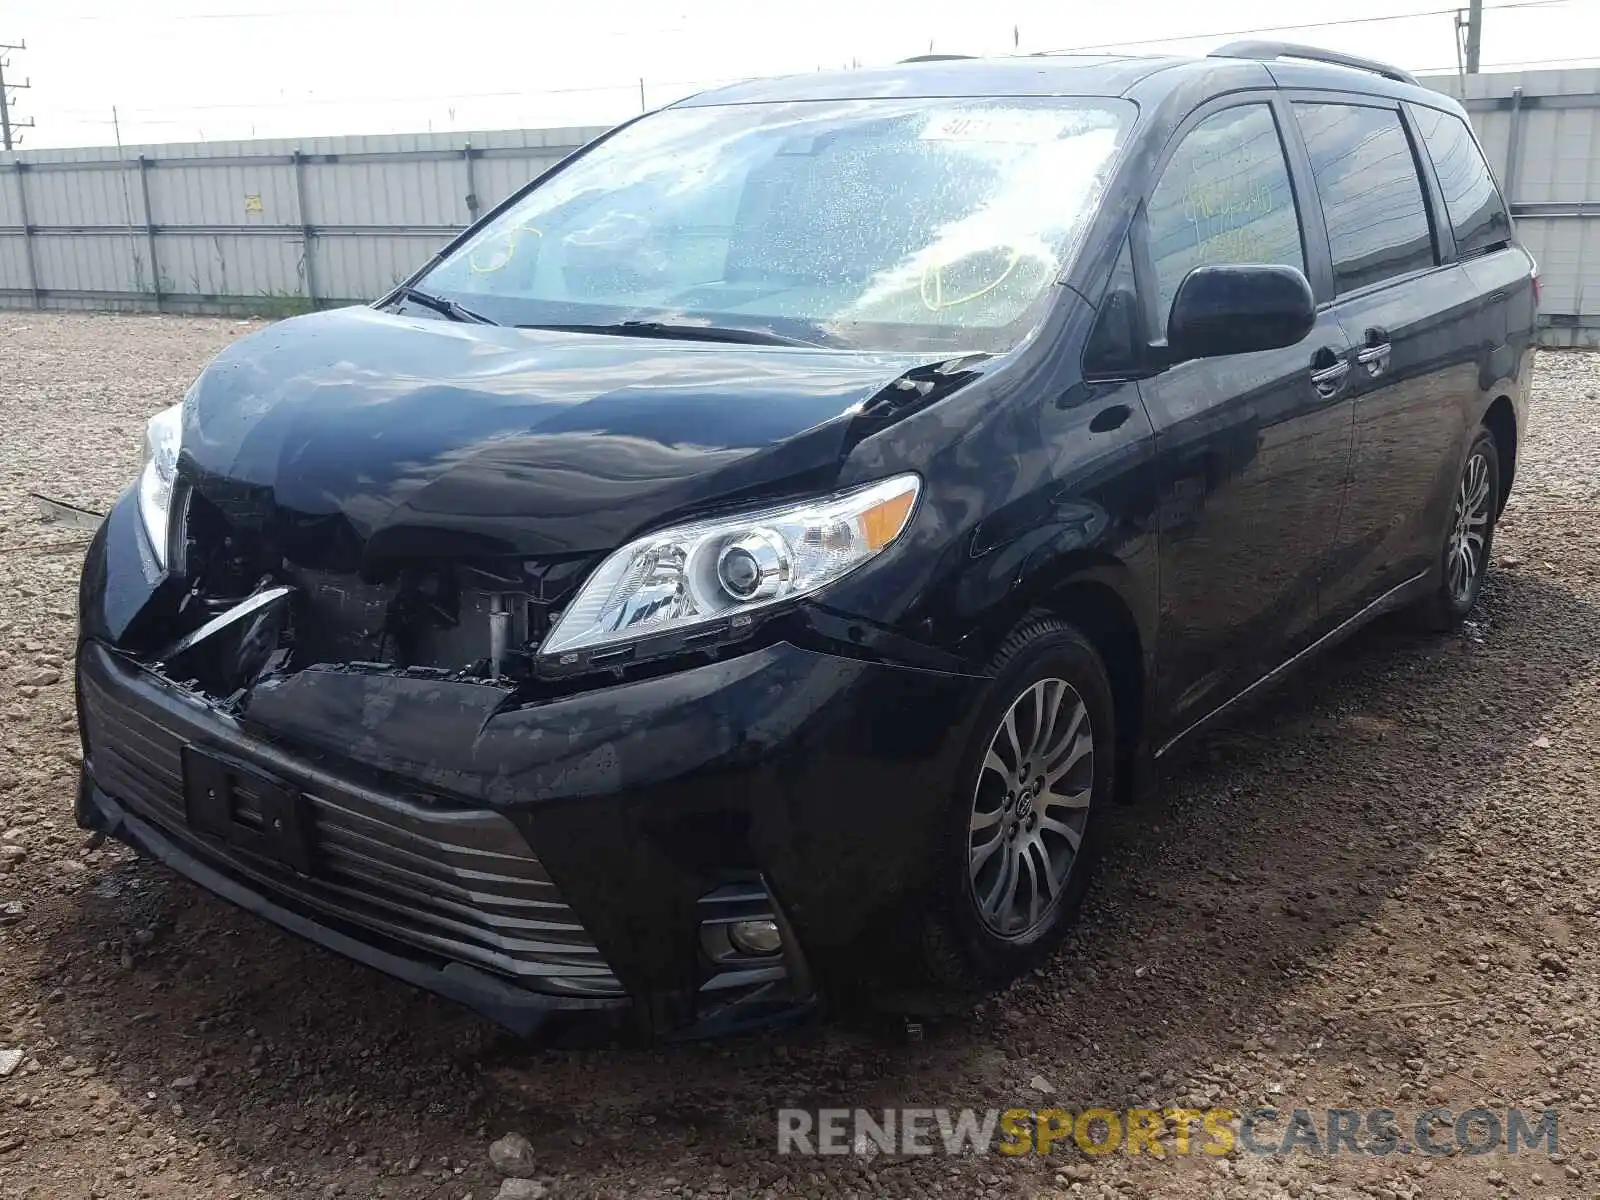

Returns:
1,311,1598,1200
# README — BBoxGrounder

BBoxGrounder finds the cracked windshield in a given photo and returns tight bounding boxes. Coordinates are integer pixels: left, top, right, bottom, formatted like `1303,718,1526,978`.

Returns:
421,97,1132,351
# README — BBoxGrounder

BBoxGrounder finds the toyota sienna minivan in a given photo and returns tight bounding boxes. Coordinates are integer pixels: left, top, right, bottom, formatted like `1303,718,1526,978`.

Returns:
76,44,1536,1037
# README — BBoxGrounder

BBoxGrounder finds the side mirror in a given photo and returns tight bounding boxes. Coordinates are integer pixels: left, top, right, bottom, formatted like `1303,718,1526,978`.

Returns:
1165,264,1315,362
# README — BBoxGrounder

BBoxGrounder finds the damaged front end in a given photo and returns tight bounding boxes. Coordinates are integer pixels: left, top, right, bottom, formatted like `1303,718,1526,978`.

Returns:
151,482,600,703
83,479,853,1036
78,491,848,1037
74,312,991,1038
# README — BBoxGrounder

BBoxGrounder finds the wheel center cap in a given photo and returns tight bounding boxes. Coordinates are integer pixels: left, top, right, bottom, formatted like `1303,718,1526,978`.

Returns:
1015,789,1035,819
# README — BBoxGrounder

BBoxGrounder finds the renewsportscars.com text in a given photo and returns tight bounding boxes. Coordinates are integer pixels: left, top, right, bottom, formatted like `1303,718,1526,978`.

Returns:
777,1106,1558,1158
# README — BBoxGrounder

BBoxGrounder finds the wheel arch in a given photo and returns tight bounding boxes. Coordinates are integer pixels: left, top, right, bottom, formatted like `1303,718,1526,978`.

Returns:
1482,394,1517,515
963,551,1153,783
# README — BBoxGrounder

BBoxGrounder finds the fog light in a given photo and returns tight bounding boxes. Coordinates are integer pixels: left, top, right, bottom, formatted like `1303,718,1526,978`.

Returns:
728,918,783,956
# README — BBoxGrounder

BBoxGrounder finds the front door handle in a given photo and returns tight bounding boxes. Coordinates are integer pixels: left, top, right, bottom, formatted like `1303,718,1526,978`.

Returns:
1356,327,1392,377
1310,357,1351,398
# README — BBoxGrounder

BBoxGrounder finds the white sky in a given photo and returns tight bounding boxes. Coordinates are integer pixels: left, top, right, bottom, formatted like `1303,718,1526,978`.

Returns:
4,0,1599,149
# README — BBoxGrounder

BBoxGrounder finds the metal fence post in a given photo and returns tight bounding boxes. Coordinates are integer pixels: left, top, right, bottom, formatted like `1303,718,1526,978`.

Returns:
292,149,318,306
137,154,162,311
1504,86,1526,204
463,141,480,224
12,161,40,309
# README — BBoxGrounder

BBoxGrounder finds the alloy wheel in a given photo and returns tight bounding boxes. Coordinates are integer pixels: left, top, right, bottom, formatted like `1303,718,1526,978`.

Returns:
1447,450,1493,606
968,678,1094,938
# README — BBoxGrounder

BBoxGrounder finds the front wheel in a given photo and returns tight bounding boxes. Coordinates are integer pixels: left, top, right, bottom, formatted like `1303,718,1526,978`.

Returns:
1415,429,1500,629
918,615,1116,997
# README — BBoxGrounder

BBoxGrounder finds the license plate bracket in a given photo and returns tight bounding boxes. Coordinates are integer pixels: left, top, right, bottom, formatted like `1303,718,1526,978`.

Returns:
182,746,313,874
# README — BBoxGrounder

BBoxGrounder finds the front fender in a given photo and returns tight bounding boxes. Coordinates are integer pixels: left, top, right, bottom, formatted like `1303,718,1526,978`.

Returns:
78,487,171,648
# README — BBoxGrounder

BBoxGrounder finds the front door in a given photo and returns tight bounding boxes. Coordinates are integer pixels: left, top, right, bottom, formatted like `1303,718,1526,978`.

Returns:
1133,97,1356,743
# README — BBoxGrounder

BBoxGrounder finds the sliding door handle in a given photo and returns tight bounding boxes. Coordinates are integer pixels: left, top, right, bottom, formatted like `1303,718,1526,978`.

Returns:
1356,341,1393,376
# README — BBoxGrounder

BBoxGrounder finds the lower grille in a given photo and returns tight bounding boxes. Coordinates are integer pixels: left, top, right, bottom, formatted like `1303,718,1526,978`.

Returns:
79,657,622,998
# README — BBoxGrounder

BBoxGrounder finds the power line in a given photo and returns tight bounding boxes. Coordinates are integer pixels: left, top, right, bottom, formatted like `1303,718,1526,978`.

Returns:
1034,0,1567,54
0,38,35,151
42,47,1600,139
49,74,753,119
1416,51,1600,70
45,1,627,20
40,48,1600,127
51,5,366,19
48,0,1575,125
21,4,1600,146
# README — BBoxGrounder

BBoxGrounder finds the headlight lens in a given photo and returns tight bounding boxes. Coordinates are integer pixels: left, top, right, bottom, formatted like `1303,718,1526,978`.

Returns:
136,402,184,569
540,473,921,661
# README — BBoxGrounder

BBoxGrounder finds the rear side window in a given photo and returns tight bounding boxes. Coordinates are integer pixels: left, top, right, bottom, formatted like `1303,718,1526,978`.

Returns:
1409,104,1512,257
1146,103,1305,325
1294,103,1435,293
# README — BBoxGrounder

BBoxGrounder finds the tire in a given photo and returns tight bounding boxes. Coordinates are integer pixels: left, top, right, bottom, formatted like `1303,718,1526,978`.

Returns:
918,614,1117,998
1414,428,1500,630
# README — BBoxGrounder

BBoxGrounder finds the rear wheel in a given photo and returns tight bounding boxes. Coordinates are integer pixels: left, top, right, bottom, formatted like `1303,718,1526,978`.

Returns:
919,616,1116,996
1415,429,1500,629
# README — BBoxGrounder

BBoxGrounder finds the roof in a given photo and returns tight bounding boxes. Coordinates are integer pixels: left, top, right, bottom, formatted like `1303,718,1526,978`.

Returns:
675,49,1451,110
676,55,1190,106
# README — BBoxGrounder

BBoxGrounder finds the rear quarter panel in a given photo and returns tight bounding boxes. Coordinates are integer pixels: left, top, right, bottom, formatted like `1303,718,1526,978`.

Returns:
1461,243,1539,451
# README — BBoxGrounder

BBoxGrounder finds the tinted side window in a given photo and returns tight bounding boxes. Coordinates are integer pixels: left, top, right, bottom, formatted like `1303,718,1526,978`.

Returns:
1147,103,1305,325
1294,103,1434,293
1410,104,1512,258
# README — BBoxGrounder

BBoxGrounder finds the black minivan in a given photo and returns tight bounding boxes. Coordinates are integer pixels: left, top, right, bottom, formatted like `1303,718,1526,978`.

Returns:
76,44,1536,1037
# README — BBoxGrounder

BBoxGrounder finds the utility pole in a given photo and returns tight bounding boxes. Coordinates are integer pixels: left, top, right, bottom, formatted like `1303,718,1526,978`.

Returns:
1465,0,1484,73
0,39,34,151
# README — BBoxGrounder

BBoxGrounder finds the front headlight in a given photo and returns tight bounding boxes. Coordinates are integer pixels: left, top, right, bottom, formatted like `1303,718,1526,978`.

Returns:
540,473,922,662
136,402,183,569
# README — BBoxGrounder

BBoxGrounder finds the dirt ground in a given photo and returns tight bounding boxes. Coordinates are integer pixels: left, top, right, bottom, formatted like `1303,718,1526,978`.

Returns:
1,311,1597,1200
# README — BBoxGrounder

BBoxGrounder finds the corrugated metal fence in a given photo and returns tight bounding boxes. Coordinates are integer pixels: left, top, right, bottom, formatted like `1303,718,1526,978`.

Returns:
1,69,1597,342
0,126,606,315
1433,69,1600,347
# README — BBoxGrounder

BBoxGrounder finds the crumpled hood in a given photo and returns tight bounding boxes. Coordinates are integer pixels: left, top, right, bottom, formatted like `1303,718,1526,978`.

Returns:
180,306,935,568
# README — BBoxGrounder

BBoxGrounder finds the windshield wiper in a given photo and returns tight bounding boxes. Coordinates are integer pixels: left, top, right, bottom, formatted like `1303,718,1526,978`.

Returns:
394,286,498,325
518,320,824,348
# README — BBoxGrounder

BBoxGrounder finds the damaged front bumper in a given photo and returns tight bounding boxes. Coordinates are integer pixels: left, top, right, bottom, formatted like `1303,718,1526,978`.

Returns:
76,521,985,1036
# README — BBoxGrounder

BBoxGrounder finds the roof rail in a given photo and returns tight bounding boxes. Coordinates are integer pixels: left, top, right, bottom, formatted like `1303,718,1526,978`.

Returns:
899,54,977,63
1209,41,1420,87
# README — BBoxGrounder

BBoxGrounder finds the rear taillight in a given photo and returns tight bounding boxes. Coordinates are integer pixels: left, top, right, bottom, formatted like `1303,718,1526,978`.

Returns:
1532,271,1541,306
